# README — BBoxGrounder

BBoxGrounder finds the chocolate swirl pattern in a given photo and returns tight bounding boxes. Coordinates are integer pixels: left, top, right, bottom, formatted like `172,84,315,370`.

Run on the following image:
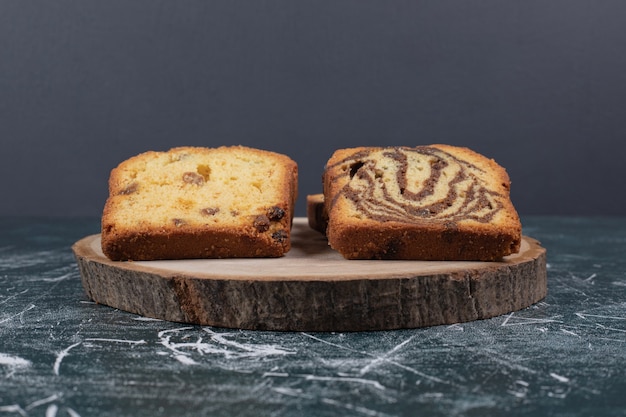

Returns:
328,146,506,224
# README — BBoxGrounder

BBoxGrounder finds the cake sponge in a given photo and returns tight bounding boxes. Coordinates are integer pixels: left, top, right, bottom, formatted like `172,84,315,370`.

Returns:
101,146,298,260
322,145,521,260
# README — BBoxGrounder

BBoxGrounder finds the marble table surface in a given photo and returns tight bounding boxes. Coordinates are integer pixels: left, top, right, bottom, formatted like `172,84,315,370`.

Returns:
1,216,625,417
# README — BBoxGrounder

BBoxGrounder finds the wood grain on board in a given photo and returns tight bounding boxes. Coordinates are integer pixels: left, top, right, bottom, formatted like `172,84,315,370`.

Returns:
73,218,547,331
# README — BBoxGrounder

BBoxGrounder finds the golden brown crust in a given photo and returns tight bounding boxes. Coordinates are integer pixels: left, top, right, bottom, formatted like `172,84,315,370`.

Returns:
322,145,521,261
101,146,298,261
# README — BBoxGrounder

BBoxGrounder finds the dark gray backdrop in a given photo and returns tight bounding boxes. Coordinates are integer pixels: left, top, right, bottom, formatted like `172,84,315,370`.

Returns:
2,1,625,218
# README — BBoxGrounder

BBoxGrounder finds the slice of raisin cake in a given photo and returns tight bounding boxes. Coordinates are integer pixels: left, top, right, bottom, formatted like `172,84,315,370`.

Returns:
101,146,298,261
322,145,521,261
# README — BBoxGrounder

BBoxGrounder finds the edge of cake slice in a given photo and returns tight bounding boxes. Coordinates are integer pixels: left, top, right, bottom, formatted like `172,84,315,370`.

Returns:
306,193,327,234
322,145,521,261
101,145,298,261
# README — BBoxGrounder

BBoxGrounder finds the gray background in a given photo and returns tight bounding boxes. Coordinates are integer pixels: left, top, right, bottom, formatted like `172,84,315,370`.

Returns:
1,1,625,218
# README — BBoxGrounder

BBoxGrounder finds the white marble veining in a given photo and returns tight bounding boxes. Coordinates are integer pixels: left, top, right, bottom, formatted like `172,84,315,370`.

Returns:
0,217,625,416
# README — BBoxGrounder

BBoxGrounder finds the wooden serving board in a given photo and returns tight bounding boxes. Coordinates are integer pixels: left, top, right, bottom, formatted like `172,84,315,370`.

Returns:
73,218,547,332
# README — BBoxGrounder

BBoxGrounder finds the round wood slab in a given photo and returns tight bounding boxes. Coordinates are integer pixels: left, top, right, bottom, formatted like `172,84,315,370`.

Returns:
72,218,547,332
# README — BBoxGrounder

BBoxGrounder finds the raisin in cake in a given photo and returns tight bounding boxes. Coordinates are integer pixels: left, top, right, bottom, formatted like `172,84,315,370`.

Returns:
322,145,521,261
101,146,298,260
